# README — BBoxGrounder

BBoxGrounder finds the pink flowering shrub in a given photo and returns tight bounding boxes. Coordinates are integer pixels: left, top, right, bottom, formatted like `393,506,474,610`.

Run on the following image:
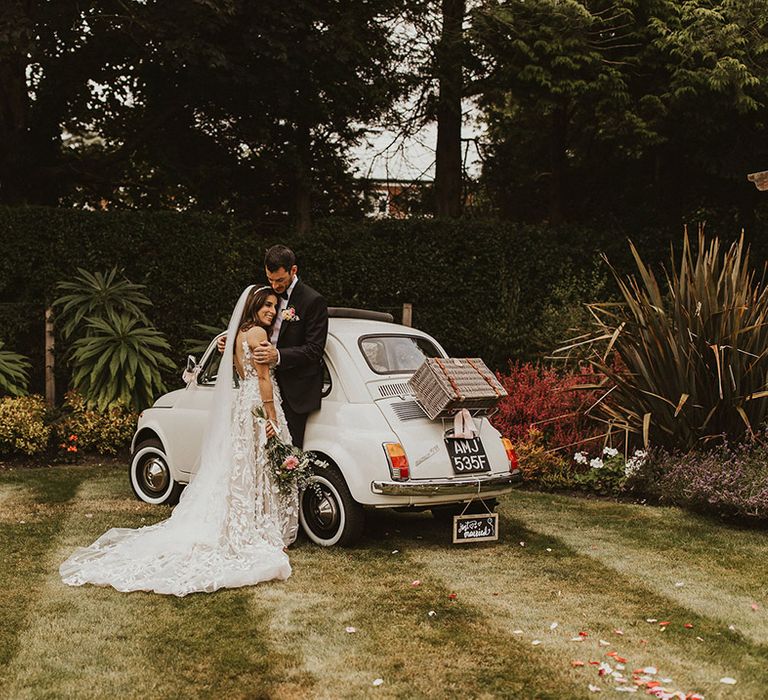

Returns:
492,362,603,451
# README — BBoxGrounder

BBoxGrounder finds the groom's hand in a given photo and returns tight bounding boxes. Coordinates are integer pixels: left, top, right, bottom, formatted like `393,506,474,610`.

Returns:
254,340,278,366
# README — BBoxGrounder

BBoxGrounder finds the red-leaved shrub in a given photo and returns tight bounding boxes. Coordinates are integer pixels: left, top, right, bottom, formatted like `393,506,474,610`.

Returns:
492,362,603,451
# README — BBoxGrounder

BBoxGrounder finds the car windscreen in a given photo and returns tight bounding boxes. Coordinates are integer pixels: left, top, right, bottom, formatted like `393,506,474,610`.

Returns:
359,334,442,375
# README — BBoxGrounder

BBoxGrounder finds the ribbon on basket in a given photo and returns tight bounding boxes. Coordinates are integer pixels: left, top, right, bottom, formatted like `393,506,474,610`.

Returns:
452,408,478,439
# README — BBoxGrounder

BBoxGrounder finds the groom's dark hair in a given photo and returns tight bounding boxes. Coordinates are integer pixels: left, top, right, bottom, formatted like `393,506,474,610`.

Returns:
265,245,296,272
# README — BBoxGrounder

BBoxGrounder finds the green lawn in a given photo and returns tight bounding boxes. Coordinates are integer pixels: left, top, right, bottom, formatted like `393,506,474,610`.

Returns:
1,465,767,699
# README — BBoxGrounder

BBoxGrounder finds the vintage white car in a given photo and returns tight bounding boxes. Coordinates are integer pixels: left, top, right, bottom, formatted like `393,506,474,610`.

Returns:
129,309,521,546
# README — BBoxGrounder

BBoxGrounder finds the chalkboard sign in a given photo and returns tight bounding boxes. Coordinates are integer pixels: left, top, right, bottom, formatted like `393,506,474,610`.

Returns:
452,512,499,544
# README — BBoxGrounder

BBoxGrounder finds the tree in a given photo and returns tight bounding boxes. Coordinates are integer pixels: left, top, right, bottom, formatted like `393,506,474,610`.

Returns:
435,0,466,217
1,1,409,231
471,0,768,232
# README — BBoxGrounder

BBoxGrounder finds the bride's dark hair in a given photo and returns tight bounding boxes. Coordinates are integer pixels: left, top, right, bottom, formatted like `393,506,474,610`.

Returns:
239,286,278,333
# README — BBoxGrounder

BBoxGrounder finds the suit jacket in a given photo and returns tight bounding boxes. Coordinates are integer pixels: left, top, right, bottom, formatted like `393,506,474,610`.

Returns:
275,280,329,414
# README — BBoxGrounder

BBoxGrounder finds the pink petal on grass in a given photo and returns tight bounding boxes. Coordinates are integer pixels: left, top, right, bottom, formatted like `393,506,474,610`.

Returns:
751,603,759,611
588,684,602,693
720,677,737,685
411,580,421,587
372,678,384,687
345,627,357,634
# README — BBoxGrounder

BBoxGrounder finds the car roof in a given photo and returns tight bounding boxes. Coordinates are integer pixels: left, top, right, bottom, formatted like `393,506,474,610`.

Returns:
327,316,435,340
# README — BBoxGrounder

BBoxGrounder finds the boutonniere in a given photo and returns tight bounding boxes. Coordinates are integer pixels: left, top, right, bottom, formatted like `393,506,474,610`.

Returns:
282,306,300,322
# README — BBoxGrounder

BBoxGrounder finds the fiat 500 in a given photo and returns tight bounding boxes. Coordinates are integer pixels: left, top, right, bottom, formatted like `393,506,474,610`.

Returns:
129,309,521,546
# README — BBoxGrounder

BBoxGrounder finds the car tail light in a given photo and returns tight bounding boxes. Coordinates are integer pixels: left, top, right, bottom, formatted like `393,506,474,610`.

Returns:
383,443,410,481
501,437,519,472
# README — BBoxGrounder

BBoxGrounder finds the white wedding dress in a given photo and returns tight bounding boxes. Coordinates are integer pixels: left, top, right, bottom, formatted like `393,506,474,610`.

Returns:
60,286,298,596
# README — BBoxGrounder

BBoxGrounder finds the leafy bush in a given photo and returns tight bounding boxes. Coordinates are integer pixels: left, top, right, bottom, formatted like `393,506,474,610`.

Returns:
53,391,136,455
513,428,578,490
0,396,51,455
69,311,175,411
52,267,153,340
570,446,643,497
493,362,603,451
655,440,768,519
582,230,768,450
0,341,31,396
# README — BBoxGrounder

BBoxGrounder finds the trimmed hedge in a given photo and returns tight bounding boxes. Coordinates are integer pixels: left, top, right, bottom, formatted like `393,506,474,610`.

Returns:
0,206,670,395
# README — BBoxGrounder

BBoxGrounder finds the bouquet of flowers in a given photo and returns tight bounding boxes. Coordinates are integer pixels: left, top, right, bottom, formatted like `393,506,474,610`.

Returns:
252,406,326,496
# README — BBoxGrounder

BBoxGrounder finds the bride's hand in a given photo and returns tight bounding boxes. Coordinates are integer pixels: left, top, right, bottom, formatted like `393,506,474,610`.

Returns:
266,421,277,439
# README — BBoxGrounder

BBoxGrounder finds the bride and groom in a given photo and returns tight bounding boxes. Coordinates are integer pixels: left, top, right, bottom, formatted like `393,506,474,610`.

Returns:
60,245,329,596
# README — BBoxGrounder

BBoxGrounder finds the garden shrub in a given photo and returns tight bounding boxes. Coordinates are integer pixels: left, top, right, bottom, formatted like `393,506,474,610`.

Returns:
657,440,768,519
53,391,137,455
513,428,577,490
583,230,768,450
0,395,51,455
493,362,602,450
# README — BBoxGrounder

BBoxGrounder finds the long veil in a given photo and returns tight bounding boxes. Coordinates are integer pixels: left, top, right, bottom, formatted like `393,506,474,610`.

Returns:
60,285,291,595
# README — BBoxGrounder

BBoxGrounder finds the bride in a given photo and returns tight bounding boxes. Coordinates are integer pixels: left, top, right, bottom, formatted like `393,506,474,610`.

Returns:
60,285,298,596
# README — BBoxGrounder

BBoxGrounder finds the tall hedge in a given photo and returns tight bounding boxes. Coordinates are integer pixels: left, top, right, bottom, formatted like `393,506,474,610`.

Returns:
0,206,679,396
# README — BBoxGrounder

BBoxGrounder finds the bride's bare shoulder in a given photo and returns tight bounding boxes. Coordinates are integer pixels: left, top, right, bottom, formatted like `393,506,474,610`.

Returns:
245,325,268,347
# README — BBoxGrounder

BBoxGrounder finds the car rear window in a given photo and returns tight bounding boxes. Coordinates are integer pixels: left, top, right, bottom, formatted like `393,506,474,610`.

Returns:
359,335,442,374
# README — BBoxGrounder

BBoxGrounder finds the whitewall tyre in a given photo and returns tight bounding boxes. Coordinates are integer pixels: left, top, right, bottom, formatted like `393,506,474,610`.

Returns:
299,467,365,547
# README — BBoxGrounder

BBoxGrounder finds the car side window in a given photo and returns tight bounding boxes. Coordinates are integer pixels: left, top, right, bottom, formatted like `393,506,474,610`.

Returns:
321,360,332,397
197,344,223,386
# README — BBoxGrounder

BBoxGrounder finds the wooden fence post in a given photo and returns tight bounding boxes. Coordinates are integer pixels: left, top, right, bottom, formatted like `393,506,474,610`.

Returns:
45,307,55,406
402,303,413,327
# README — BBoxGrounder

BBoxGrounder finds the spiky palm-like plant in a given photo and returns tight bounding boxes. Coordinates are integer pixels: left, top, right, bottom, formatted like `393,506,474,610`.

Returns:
53,267,153,340
183,318,229,357
0,342,31,396
570,231,768,450
70,311,176,411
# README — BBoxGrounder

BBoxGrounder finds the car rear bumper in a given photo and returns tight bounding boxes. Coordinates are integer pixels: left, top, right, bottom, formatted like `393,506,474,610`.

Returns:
371,471,522,497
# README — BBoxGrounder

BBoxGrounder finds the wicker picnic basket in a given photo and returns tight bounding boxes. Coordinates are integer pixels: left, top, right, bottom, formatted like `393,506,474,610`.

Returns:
407,357,508,420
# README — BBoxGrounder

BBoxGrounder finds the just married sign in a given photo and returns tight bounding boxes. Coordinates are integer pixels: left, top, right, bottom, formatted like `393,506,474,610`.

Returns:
452,512,499,544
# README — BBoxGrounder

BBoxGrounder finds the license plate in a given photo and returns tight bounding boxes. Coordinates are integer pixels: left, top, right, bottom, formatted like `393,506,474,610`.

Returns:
445,437,490,474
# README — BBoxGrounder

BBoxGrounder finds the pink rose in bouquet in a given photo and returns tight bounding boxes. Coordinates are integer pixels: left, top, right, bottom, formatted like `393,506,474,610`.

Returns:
283,455,300,471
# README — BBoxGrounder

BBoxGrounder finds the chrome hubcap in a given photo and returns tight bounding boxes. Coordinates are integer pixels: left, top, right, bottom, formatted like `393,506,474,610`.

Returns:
315,494,338,528
142,457,169,493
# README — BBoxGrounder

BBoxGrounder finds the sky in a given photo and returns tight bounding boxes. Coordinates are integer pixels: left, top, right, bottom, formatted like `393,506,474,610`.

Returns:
349,100,486,182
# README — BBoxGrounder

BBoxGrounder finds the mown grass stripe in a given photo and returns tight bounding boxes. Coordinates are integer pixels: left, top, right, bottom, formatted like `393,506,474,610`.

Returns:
249,515,590,699
0,467,89,670
405,500,768,699
511,490,768,644
1,467,305,700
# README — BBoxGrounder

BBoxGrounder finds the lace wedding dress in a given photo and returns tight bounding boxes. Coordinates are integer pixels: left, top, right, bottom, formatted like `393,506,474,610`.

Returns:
60,286,298,596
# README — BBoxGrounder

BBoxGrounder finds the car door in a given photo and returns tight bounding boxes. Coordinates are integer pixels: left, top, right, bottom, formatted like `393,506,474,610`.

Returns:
166,338,220,475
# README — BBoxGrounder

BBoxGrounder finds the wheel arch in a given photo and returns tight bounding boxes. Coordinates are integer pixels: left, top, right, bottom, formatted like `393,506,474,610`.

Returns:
131,426,162,453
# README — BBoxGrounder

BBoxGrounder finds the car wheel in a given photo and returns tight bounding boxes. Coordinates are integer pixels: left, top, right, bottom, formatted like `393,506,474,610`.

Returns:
130,438,183,505
300,467,365,547
432,498,498,521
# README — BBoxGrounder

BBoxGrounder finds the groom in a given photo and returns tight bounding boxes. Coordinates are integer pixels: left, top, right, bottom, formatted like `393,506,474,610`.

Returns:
220,245,328,448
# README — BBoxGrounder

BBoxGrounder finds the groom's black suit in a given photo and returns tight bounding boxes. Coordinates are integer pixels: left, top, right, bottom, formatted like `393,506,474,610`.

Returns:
275,280,328,448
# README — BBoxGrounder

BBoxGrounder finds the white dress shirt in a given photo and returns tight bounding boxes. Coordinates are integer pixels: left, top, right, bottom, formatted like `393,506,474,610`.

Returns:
270,275,299,348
